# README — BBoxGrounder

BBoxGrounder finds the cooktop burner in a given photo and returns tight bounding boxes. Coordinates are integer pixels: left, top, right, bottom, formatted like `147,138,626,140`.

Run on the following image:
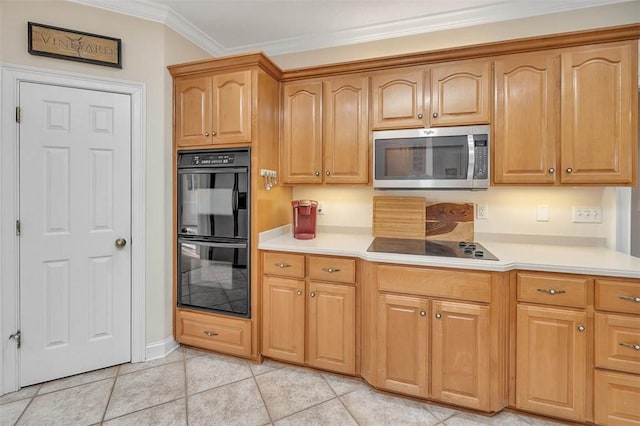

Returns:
367,237,499,261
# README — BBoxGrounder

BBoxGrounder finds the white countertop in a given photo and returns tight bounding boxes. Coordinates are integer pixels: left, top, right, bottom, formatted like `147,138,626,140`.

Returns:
259,226,640,279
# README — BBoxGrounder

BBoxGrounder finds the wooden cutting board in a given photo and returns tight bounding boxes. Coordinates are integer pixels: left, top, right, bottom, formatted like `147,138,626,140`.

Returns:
372,196,426,239
426,202,474,241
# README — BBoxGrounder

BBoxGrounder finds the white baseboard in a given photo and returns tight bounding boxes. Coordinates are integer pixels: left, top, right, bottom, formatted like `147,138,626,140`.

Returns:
144,336,180,361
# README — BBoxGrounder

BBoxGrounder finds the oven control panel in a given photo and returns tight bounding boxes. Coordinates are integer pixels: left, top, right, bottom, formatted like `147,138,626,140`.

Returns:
191,154,234,166
178,149,250,168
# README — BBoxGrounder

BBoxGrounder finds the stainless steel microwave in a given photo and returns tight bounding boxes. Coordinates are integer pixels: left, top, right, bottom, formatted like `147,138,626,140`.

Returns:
373,125,490,190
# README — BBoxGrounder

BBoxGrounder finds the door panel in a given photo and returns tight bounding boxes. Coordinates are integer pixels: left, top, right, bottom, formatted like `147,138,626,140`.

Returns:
19,82,131,386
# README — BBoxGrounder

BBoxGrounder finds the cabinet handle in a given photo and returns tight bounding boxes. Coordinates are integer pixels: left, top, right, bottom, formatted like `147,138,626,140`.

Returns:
314,171,320,176
418,113,424,119
432,112,438,118
419,310,427,317
577,325,586,332
619,342,640,351
211,131,217,136
321,267,341,273
296,290,302,296
435,313,442,319
275,263,291,268
548,168,555,174
204,132,209,137
566,167,573,173
203,330,218,337
537,288,566,295
325,171,330,176
619,296,640,303
310,292,316,298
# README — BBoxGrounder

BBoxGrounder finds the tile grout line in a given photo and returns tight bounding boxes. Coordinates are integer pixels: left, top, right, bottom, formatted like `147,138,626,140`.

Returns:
100,365,120,423
10,385,40,426
249,359,275,425
182,348,190,426
319,373,361,426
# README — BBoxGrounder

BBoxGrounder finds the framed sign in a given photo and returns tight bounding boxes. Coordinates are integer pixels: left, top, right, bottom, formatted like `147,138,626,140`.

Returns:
28,22,122,68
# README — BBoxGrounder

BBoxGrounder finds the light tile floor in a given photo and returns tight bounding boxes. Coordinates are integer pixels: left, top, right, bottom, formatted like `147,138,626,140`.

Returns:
1,346,565,426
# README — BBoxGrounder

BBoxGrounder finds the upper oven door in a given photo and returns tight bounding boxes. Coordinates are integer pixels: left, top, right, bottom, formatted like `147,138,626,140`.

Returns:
178,167,249,238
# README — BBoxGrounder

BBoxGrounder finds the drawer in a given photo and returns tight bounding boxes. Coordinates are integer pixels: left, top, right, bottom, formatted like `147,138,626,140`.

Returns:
596,279,640,314
377,264,491,303
517,272,589,308
175,309,252,357
263,252,305,278
308,255,356,284
594,369,640,426
595,312,640,374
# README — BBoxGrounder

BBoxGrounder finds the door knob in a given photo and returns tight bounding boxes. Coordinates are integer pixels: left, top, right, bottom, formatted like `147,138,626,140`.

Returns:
115,238,127,248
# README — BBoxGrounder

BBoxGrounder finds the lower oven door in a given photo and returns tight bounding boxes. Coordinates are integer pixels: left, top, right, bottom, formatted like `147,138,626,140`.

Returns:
178,238,249,318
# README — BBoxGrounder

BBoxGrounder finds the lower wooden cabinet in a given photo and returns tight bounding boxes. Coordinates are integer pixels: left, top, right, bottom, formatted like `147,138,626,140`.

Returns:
594,369,640,426
175,308,252,357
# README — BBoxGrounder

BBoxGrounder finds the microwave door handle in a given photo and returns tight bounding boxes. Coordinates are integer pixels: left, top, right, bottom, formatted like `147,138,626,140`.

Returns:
467,135,475,180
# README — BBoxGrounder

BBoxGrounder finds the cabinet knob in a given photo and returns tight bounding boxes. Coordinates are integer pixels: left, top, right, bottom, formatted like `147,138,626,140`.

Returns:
432,112,438,118
310,292,316,298
619,296,640,303
577,325,585,332
566,167,573,173
548,168,555,174
619,342,640,351
315,171,320,176
296,290,302,296
204,132,209,137
537,288,566,295
325,171,330,176
418,113,424,119
203,330,218,337
211,131,217,136
435,313,442,319
419,310,427,317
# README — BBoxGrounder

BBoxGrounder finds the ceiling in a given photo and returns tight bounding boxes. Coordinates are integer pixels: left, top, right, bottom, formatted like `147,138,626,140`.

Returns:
72,0,631,57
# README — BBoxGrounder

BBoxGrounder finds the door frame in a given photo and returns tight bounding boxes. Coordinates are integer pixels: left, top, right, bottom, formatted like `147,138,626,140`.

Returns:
0,63,146,394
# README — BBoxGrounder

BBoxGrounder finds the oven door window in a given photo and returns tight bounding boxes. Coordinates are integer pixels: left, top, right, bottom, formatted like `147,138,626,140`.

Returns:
178,170,248,238
178,239,249,317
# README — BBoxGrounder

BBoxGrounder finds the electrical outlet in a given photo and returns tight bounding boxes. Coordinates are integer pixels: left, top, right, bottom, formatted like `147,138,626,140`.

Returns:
317,202,325,215
572,206,602,223
536,205,549,222
476,204,488,220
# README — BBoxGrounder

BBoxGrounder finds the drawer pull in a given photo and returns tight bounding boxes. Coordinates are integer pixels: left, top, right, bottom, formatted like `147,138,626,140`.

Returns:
619,342,640,351
537,288,566,295
619,296,640,303
321,267,341,273
275,263,291,268
203,330,218,337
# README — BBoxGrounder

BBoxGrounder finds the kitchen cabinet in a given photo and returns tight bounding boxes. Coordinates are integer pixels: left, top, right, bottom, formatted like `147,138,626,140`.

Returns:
370,60,491,130
514,272,589,422
280,76,369,184
261,251,357,375
369,263,507,412
174,70,252,147
175,309,252,357
494,41,638,186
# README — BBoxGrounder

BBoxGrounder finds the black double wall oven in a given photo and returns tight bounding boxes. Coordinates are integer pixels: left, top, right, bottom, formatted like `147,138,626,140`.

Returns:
177,148,250,318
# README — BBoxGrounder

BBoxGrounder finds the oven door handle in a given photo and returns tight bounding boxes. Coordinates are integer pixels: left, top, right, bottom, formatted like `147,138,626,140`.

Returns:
178,167,248,175
179,238,247,249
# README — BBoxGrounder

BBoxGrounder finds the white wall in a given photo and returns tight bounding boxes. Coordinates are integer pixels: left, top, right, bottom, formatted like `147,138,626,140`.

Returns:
0,1,211,345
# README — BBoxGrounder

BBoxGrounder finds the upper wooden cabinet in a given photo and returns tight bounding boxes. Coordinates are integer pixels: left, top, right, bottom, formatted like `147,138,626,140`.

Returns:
174,70,252,147
494,41,638,186
281,76,369,184
370,61,491,130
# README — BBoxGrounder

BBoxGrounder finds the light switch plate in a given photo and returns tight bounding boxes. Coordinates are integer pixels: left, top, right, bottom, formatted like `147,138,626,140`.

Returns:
536,205,549,222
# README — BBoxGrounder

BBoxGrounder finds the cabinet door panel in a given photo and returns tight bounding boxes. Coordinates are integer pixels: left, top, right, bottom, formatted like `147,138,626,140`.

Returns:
307,282,356,374
432,300,490,411
560,42,637,184
377,293,429,397
371,68,425,129
262,276,305,363
595,312,640,374
175,77,212,147
430,61,491,126
594,369,640,426
516,305,587,421
323,76,369,184
212,70,252,143
281,81,323,183
494,53,559,184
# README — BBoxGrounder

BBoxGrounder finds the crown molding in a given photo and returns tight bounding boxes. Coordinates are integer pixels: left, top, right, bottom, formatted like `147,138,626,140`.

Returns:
70,0,632,57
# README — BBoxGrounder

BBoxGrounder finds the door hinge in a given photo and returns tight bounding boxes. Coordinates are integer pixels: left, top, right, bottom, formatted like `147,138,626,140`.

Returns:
15,107,21,123
16,220,21,236
9,330,21,348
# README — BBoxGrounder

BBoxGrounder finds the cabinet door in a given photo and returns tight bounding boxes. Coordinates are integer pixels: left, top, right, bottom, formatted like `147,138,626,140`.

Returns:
431,300,491,411
594,369,640,426
494,53,559,184
262,276,305,363
281,81,323,184
323,76,369,184
306,281,356,374
377,293,429,398
211,70,252,144
370,68,426,129
175,76,212,147
430,61,491,126
516,305,587,421
560,42,637,185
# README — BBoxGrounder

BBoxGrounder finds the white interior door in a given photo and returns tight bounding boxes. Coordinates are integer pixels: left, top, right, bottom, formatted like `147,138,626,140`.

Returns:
18,82,132,386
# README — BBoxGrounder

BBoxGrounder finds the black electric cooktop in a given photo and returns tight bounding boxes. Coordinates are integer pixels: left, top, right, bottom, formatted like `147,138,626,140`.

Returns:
367,237,499,261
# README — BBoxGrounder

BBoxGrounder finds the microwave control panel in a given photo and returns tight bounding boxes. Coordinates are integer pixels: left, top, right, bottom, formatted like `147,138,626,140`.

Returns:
473,138,488,179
